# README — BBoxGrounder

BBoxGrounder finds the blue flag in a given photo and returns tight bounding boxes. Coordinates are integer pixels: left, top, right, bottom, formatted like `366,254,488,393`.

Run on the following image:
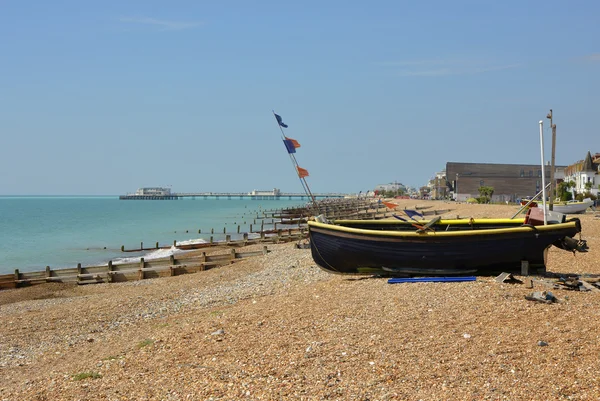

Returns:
283,139,296,153
274,113,288,128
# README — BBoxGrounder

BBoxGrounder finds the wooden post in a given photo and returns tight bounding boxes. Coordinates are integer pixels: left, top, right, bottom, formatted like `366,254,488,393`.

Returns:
260,222,264,231
250,224,253,232
141,242,143,250
230,248,236,263
211,228,214,234
210,236,213,244
121,245,125,252
108,260,114,283
226,234,231,243
173,240,177,247
45,266,51,278
169,255,175,276
155,242,159,249
139,258,145,280
198,229,201,234
237,225,240,233
262,246,268,255
243,233,248,244
14,268,19,284
549,123,556,211
200,252,206,271
521,260,529,276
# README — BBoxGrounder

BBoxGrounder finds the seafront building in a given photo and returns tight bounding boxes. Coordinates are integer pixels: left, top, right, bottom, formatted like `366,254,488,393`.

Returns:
563,151,600,196
445,162,566,203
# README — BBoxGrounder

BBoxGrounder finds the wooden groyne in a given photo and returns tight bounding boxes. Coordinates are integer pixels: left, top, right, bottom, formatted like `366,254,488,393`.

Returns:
0,198,452,291
0,247,270,290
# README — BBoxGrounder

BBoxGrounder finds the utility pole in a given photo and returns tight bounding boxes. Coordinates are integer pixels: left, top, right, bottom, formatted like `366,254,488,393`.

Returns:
547,109,556,211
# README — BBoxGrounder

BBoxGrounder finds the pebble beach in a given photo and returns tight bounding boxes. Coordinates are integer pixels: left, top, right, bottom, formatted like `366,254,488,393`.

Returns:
2,200,600,400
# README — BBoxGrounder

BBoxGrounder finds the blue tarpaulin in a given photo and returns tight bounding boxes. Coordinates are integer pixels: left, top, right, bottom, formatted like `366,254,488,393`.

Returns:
387,276,477,284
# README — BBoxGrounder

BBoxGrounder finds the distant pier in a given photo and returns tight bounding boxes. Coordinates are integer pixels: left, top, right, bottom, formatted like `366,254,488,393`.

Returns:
119,192,347,200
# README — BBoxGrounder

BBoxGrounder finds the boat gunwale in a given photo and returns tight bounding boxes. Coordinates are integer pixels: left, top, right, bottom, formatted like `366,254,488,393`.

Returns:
331,218,527,226
308,219,580,238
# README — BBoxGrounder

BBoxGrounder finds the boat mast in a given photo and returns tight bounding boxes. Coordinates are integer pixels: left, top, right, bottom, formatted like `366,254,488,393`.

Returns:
539,120,547,225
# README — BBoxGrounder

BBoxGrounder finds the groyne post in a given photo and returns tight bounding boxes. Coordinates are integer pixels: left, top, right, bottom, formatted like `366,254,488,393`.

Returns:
108,261,114,282
139,258,145,280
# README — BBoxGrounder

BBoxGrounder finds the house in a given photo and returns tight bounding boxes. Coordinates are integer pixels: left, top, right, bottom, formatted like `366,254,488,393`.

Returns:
428,170,448,199
563,151,599,196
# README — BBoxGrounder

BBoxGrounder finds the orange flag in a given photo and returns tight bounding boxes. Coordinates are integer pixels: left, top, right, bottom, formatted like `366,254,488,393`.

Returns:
382,201,399,209
285,137,301,148
297,166,309,178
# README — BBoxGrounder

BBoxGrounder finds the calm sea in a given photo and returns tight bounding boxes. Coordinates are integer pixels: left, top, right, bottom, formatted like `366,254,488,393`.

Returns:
0,196,308,275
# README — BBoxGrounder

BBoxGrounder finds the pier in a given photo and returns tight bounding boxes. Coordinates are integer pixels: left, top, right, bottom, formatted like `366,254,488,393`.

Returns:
119,190,347,200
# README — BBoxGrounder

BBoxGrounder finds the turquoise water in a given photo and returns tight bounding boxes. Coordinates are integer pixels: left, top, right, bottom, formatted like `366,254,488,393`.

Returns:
0,196,307,274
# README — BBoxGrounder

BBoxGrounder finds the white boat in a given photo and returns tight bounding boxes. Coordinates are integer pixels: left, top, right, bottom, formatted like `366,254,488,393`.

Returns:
538,198,594,214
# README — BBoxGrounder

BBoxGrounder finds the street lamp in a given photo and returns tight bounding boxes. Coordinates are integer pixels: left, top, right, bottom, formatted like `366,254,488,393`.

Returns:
455,173,459,201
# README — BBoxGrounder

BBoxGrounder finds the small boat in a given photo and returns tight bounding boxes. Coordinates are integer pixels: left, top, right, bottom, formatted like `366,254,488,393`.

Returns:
308,210,587,276
520,198,537,207
538,198,594,214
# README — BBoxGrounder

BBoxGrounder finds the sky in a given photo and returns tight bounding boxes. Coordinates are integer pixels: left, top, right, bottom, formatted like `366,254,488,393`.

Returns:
1,0,599,195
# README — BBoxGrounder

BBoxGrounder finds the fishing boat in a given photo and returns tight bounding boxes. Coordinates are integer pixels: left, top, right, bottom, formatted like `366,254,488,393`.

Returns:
308,210,587,276
538,198,594,214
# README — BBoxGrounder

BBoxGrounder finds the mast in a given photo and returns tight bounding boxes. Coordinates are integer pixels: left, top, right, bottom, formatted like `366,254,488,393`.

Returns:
272,111,320,214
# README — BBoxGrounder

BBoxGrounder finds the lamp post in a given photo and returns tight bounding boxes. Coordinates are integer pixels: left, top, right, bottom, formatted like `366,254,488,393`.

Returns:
455,173,459,201
547,109,556,211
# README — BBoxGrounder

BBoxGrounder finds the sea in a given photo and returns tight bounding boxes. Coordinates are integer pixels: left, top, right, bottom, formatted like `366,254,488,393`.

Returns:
0,196,308,275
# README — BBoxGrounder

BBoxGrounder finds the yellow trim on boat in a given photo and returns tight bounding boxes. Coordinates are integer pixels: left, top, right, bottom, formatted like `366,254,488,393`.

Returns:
308,220,578,237
332,218,527,225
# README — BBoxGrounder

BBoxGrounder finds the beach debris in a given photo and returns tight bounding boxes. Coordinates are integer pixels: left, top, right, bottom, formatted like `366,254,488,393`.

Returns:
387,276,476,284
537,340,549,347
525,291,559,304
495,272,523,284
463,333,471,339
579,280,600,292
295,241,311,249
211,329,225,336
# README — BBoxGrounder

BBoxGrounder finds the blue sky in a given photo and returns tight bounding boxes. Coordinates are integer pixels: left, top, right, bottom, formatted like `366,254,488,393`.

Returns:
1,0,598,195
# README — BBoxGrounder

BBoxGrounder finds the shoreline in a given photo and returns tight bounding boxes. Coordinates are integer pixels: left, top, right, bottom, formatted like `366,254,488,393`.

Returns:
2,200,600,399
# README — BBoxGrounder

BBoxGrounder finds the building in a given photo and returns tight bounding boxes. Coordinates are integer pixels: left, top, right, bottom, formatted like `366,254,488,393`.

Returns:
446,162,565,203
563,151,600,196
428,170,448,199
134,187,172,196
248,188,281,196
374,181,407,194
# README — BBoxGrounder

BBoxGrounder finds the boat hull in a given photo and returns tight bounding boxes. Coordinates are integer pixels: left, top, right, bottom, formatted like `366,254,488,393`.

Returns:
538,199,593,214
308,220,581,276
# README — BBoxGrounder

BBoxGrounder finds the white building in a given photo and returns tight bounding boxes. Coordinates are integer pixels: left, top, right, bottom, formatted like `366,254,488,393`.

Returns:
248,188,281,196
563,151,599,196
135,187,172,196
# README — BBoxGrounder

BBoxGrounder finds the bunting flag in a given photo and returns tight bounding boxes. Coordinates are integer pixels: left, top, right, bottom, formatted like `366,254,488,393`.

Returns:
274,113,288,128
382,201,399,210
297,166,309,178
283,137,301,154
404,209,424,220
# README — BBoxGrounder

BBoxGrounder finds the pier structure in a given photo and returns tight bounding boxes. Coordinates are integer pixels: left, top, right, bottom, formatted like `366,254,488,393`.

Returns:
119,192,346,200
119,186,346,200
